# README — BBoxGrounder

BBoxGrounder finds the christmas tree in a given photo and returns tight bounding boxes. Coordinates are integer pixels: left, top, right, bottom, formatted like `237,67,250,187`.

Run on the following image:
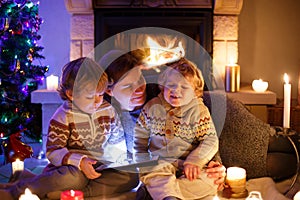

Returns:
0,0,48,141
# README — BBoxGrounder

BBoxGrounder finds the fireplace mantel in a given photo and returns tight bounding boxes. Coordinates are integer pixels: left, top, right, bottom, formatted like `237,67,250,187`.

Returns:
64,0,243,14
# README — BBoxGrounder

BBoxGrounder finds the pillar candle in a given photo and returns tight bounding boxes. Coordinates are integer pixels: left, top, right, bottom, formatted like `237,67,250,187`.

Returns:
12,158,24,174
46,75,59,90
19,188,40,200
298,72,300,106
226,167,246,194
61,190,84,200
294,191,300,200
283,73,291,128
225,64,240,92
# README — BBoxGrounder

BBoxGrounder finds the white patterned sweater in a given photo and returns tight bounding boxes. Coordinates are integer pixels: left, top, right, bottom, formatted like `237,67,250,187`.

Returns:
134,93,219,169
46,100,125,169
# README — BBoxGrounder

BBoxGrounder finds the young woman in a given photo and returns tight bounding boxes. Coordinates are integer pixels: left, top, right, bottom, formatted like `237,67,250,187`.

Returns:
99,50,226,200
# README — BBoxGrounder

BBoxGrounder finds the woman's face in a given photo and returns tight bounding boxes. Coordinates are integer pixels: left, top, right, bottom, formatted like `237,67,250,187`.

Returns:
110,67,146,111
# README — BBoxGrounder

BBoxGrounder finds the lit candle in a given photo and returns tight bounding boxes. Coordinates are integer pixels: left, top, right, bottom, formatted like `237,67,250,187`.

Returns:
19,188,40,200
252,79,269,92
298,72,300,106
61,190,84,200
226,167,246,194
46,75,58,90
12,158,24,174
294,191,300,200
213,195,220,200
283,73,291,128
225,63,240,92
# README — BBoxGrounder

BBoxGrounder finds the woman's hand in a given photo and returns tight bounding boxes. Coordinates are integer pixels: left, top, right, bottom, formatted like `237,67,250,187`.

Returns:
80,157,102,179
205,161,226,190
184,163,201,181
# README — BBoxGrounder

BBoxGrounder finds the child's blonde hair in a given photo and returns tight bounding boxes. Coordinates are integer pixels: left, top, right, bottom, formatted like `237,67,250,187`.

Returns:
158,57,204,98
58,57,108,100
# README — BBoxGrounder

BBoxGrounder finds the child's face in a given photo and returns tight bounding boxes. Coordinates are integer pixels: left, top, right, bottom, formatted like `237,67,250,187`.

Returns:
110,67,146,111
72,86,104,114
163,70,196,107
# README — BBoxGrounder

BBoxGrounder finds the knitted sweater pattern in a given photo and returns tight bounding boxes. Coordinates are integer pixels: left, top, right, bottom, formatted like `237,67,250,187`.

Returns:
46,100,124,168
134,93,219,168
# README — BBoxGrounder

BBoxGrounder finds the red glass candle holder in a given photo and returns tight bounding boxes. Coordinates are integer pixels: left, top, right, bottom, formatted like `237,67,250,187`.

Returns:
60,190,83,200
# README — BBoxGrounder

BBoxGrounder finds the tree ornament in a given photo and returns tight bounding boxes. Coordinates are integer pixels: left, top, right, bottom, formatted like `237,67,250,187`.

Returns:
0,17,9,32
1,100,9,109
3,131,33,163
16,59,21,71
13,22,23,35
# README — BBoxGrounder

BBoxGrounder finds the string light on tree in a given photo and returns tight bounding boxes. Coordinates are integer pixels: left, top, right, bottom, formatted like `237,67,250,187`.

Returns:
0,0,48,141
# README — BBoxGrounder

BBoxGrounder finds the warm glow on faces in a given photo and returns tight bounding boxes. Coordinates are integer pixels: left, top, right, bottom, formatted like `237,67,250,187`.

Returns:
111,67,146,111
163,70,196,107
71,85,104,114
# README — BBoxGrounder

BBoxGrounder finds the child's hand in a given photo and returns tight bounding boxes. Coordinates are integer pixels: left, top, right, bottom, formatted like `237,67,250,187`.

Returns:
184,163,201,181
80,157,102,179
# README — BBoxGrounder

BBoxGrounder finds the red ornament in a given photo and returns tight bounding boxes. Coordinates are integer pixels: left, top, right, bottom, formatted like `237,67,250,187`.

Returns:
4,131,33,163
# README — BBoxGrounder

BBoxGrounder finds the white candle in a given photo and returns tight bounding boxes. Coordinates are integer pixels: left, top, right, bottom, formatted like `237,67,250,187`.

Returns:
294,191,300,200
12,158,24,174
46,75,58,90
213,195,220,200
283,73,291,128
226,167,247,193
252,79,268,92
298,72,300,106
226,167,246,180
19,188,40,200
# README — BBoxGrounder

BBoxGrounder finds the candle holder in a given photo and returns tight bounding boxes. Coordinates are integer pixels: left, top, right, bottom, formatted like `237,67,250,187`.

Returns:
282,127,296,136
61,190,84,200
223,167,248,198
225,64,240,92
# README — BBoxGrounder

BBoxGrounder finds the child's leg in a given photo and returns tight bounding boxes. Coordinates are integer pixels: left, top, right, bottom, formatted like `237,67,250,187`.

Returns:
178,172,218,199
140,162,184,200
82,168,139,197
140,162,218,200
8,165,88,199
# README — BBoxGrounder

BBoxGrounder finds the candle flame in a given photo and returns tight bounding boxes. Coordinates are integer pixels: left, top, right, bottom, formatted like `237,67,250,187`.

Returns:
143,36,185,70
70,190,75,197
213,195,220,200
228,57,236,65
25,188,32,195
284,73,289,84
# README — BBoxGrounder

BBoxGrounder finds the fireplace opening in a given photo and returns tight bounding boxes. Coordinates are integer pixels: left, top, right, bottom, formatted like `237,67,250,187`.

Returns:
94,9,213,54
94,6,214,89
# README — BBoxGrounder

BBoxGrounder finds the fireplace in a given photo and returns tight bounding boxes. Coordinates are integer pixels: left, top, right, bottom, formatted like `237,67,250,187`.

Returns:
94,9,213,55
93,1,214,88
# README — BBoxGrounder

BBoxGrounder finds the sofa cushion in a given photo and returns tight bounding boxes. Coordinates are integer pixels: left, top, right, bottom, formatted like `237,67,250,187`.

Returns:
218,96,271,179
